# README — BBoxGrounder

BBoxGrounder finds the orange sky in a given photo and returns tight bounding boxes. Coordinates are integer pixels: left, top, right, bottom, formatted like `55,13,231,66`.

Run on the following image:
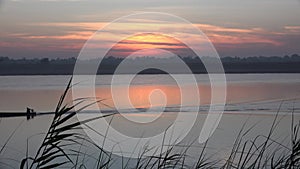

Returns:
2,21,298,58
0,0,299,58
105,33,194,57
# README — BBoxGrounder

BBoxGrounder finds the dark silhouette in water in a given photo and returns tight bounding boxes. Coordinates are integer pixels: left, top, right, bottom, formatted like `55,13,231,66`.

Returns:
26,107,36,120
0,107,38,120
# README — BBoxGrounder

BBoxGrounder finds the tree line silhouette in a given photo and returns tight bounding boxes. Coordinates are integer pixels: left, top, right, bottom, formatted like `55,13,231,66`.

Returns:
0,54,299,75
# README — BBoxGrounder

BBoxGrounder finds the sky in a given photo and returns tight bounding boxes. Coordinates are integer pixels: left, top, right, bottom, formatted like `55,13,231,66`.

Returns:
0,0,300,58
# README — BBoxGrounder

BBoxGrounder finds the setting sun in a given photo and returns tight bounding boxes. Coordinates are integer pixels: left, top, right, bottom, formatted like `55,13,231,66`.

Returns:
106,33,190,57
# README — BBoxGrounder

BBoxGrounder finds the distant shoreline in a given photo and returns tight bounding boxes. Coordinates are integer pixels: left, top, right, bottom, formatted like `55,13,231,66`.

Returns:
1,72,300,76
1,55,300,75
1,62,300,75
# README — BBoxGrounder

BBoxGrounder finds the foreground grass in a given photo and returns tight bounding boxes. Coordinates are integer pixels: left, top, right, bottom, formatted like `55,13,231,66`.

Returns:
1,77,299,168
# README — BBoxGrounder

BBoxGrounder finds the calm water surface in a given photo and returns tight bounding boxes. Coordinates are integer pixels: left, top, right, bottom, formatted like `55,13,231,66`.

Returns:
0,74,299,111
0,74,300,168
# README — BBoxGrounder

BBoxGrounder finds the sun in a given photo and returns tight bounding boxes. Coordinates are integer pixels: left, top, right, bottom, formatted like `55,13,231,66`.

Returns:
106,33,189,57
